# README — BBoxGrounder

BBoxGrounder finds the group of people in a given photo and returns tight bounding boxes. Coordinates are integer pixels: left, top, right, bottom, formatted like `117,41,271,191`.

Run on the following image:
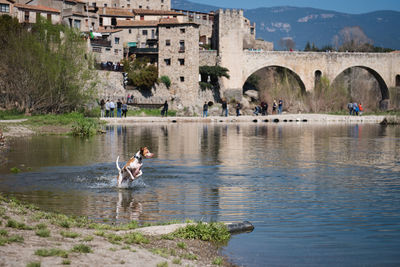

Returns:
99,99,128,118
100,61,123,72
347,102,363,116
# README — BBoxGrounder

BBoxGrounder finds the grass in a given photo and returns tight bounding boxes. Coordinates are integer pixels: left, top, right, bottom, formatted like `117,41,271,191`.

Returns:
35,228,50,238
34,248,69,258
82,235,93,242
105,233,123,244
156,261,168,267
123,232,149,245
212,256,224,265
127,108,177,117
0,109,25,120
182,253,198,261
177,242,186,249
71,244,92,253
173,222,230,243
6,219,33,230
60,231,80,238
0,234,24,245
172,258,181,265
26,262,41,267
151,248,170,258
61,259,71,265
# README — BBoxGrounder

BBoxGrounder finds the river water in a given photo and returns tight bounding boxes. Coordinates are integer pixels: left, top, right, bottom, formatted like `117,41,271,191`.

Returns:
1,123,400,266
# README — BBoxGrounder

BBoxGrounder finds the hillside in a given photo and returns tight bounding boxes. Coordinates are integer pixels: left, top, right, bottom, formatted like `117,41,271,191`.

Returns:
172,0,400,50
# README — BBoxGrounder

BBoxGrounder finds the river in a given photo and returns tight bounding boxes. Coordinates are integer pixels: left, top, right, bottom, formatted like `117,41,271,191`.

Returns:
1,123,399,266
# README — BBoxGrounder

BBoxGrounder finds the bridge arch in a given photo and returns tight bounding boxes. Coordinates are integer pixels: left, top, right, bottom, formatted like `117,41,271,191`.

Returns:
333,65,389,99
243,65,306,94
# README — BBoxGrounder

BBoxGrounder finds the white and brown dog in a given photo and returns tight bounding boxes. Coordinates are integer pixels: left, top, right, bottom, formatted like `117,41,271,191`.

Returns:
116,147,154,187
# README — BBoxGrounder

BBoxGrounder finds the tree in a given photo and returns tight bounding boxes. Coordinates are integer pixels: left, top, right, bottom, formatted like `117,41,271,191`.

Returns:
334,26,373,52
279,37,295,51
0,15,96,114
123,57,158,90
199,66,230,87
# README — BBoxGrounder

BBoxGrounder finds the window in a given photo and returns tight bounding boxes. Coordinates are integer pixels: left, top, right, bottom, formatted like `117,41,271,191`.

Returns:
106,48,111,51
127,4,130,7
0,4,10,13
104,4,107,7
92,47,102,53
99,17,103,26
129,29,132,34
140,15,144,20
180,28,185,33
180,76,184,82
179,40,185,52
115,37,120,44
24,11,29,22
142,30,148,35
178,58,185,65
114,49,119,55
74,19,81,29
164,58,171,66
165,39,170,46
48,14,52,21
36,12,40,23
92,2,96,7
139,5,142,8
161,0,164,2
166,26,170,29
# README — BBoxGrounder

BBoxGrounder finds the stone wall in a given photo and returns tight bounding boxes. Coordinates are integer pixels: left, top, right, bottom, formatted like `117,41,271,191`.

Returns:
199,50,217,66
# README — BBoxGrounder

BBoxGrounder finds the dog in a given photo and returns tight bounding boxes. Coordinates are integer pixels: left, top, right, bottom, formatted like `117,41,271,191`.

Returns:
116,147,154,186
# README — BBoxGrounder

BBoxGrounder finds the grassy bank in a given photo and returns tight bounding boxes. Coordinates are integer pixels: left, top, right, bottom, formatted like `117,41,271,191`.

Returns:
0,194,233,266
0,111,104,136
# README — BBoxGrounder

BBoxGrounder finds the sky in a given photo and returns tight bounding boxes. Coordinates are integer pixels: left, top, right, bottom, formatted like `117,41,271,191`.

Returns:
191,0,400,14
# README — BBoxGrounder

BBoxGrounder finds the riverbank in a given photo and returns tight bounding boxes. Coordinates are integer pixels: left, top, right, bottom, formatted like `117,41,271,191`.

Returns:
0,195,234,267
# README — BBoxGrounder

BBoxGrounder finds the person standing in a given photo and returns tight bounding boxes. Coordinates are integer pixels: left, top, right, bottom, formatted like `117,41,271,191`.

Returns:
278,99,283,114
122,101,128,117
272,100,277,114
358,103,363,116
116,99,122,118
203,101,208,117
162,100,168,117
109,99,115,117
236,102,241,116
105,99,110,117
221,99,228,117
261,101,268,116
353,102,358,116
99,99,105,117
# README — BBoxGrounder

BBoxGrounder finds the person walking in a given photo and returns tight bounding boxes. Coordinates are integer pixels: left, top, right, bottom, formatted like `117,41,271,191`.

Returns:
109,99,115,117
278,99,283,114
99,99,105,117
122,101,128,117
261,101,268,116
347,102,353,115
105,99,110,117
353,102,358,116
161,100,168,117
221,99,228,117
116,99,122,118
203,101,208,117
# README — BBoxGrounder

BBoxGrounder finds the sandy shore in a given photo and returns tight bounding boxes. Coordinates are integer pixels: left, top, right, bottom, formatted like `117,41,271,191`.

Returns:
0,196,234,267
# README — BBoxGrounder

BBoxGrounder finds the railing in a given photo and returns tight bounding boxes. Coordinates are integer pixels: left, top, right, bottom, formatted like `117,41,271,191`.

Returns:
90,39,112,47
129,47,158,54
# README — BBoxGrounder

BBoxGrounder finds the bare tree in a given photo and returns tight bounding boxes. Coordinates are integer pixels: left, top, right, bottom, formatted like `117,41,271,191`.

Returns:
333,26,373,52
279,37,296,51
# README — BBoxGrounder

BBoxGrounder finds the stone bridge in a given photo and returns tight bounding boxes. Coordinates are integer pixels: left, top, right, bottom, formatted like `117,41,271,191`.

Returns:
220,51,400,100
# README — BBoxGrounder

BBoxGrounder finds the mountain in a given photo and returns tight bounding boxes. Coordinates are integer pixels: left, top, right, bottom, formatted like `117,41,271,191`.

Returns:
172,0,400,50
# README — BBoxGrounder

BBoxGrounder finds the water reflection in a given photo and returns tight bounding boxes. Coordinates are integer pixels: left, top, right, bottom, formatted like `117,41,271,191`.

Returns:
1,123,400,266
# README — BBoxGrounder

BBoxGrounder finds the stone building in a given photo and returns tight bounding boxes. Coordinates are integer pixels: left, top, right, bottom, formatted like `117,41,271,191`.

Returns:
157,18,199,105
13,3,60,24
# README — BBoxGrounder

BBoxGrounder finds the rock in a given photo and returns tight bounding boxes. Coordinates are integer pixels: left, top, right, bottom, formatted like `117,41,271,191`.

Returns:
244,90,259,100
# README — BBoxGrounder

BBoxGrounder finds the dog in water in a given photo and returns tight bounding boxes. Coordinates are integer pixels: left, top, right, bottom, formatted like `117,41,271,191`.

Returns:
116,147,154,187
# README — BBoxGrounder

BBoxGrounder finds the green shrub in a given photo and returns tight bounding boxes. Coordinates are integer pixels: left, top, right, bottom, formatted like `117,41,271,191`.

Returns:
61,259,71,265
212,256,224,265
70,118,99,137
6,219,33,230
173,222,230,243
123,232,149,245
160,75,171,89
0,109,25,120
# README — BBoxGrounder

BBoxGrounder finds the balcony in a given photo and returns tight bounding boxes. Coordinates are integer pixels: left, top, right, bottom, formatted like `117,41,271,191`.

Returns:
129,47,158,54
90,39,112,47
